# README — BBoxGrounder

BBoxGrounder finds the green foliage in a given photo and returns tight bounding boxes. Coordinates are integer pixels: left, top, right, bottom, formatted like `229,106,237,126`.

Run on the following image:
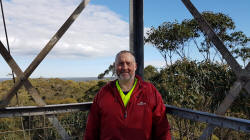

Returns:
145,11,250,64
0,10,249,139
144,11,249,138
0,78,108,106
148,60,249,139
150,60,244,112
0,78,109,139
145,21,195,64
144,65,159,81
82,80,108,101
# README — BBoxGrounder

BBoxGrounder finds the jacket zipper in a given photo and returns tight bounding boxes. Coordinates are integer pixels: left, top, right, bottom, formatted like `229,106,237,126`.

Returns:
111,79,142,120
124,110,127,119
123,82,142,120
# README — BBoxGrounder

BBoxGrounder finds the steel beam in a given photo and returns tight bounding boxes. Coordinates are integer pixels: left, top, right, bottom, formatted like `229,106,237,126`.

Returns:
129,0,144,78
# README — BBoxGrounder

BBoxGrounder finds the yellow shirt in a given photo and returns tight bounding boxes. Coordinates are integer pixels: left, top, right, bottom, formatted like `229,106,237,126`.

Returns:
115,78,138,107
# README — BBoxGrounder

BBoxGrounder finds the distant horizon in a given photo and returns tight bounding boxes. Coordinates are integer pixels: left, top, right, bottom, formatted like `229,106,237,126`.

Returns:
0,76,116,82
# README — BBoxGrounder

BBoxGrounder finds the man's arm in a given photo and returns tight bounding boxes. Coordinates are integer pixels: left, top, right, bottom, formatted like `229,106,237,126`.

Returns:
84,93,101,140
152,86,171,140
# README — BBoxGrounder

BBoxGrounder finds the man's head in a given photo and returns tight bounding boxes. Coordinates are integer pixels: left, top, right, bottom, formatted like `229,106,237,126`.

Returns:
115,50,137,82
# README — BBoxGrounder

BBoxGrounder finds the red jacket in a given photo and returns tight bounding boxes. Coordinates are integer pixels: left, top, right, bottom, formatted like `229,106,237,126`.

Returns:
84,75,171,140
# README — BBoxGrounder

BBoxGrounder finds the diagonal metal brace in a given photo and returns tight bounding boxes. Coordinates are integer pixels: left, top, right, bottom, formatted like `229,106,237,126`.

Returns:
0,41,71,139
0,0,90,139
181,0,250,139
0,0,90,108
181,0,242,76
0,41,45,105
199,64,250,139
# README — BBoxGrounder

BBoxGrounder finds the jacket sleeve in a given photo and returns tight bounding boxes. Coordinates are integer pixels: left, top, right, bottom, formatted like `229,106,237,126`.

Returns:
84,92,101,140
151,85,171,140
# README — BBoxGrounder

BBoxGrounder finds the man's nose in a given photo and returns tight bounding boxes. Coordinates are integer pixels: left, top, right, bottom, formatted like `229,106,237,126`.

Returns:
122,64,128,69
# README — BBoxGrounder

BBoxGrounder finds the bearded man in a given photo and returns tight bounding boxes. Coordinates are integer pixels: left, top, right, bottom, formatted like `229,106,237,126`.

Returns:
84,50,171,140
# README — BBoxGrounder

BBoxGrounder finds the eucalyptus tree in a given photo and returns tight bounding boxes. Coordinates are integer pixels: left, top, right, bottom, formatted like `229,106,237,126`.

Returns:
188,12,249,64
144,21,195,65
228,31,250,67
145,11,249,65
144,12,249,139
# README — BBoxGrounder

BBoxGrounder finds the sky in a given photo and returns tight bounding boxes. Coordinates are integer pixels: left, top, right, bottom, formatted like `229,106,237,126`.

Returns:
0,0,249,78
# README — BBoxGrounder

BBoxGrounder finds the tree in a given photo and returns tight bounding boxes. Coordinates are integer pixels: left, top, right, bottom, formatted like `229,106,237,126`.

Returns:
98,63,115,79
190,12,249,63
149,60,248,139
144,65,159,81
144,11,249,139
145,11,250,65
145,21,195,65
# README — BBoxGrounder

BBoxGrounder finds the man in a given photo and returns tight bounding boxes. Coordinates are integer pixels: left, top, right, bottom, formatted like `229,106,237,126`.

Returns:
84,50,171,140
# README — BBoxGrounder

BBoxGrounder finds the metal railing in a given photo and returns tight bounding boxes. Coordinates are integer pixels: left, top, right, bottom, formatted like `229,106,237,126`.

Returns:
0,102,249,132
0,103,91,140
0,102,249,140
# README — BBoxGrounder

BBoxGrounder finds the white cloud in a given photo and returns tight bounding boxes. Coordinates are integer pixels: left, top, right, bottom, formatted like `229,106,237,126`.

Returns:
0,0,129,59
144,60,165,68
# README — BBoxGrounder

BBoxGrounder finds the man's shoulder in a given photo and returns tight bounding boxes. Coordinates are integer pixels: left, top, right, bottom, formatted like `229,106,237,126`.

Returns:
94,80,116,105
98,80,116,94
139,80,156,90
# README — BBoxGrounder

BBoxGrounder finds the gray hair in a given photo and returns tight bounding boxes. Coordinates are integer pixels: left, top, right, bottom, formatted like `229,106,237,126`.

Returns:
115,50,136,64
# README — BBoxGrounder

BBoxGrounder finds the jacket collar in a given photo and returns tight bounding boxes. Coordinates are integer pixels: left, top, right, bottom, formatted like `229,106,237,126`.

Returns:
109,75,144,108
109,74,144,94
135,75,144,88
110,74,143,85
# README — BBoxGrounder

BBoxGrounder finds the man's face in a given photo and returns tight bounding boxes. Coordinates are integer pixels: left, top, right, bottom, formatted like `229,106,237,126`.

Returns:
115,53,137,81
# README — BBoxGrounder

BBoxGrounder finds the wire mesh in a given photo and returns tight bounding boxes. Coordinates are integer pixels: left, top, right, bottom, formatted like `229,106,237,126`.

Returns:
0,110,249,140
0,111,88,140
167,115,250,140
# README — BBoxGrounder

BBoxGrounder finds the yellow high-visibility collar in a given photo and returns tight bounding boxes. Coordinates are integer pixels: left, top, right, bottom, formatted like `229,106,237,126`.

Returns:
116,78,138,107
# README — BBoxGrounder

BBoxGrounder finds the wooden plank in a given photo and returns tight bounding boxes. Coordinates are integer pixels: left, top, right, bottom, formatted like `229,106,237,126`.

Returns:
0,0,90,107
181,0,242,76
